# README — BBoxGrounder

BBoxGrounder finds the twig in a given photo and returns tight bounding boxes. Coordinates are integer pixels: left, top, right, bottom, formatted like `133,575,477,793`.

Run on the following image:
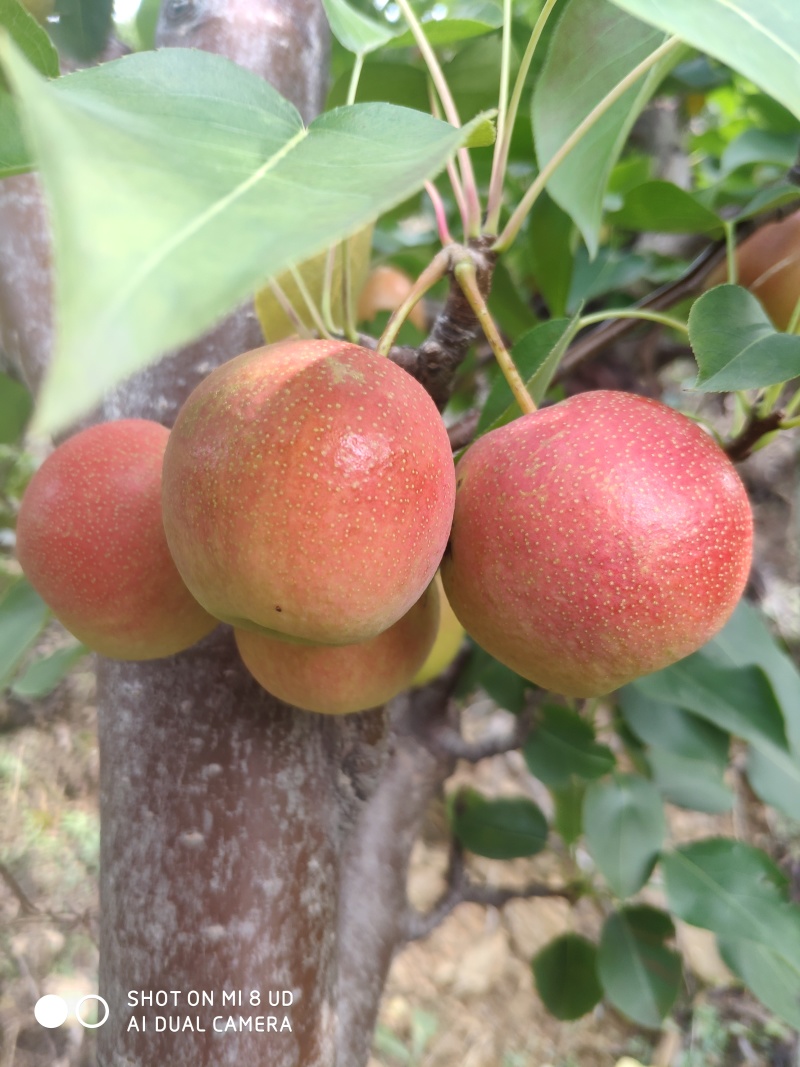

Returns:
724,410,784,462
0,861,38,916
447,408,480,451
428,704,536,762
555,198,800,383
402,841,580,942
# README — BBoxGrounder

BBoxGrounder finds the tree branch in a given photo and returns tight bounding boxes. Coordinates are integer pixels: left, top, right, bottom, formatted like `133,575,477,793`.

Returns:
427,703,536,762
402,841,580,943
724,409,784,462
555,198,800,383
0,861,38,916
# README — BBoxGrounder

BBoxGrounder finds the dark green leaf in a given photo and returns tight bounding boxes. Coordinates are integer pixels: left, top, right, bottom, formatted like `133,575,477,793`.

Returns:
533,0,675,256
662,838,800,979
327,60,429,110
607,0,800,122
610,180,723,234
528,192,574,317
50,0,113,61
390,6,503,49
597,906,681,1028
735,184,800,223
487,258,539,339
583,775,665,898
0,372,32,444
690,285,800,390
633,656,788,751
552,780,585,845
475,316,580,437
457,643,530,713
532,934,602,1020
0,44,485,434
0,577,49,687
451,788,548,859
11,640,88,699
719,937,800,1030
524,705,614,788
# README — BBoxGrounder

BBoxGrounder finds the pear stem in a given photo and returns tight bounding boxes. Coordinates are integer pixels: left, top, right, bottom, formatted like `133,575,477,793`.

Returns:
342,238,359,343
425,180,453,246
346,52,365,106
321,246,340,336
394,0,482,236
494,35,682,253
485,0,560,233
269,279,311,338
289,265,331,338
578,308,689,334
376,249,450,356
454,257,536,416
724,220,738,285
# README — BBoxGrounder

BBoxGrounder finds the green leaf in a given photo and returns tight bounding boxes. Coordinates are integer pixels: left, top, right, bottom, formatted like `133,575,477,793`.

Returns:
532,934,603,1020
327,59,430,111
528,192,574,317
607,0,800,122
0,0,58,178
50,0,113,62
0,371,32,444
456,643,530,713
0,45,484,435
135,0,161,52
552,780,585,845
662,838,800,976
647,748,733,814
0,0,58,78
597,907,681,1028
619,687,729,765
719,937,800,1030
533,0,675,256
583,775,665,898
11,640,88,698
475,315,580,437
610,180,723,234
618,688,732,813
633,656,789,752
735,184,800,223
700,601,800,819
321,0,395,54
0,577,49,687
690,285,800,390
720,129,800,178
524,705,615,788
451,788,548,859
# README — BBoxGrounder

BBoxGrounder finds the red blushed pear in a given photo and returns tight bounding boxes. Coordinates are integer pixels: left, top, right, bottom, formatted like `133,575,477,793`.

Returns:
16,419,217,660
162,339,456,645
235,581,439,715
441,391,753,698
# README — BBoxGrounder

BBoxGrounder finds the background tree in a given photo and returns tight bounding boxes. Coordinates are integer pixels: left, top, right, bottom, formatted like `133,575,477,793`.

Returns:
0,1,799,1066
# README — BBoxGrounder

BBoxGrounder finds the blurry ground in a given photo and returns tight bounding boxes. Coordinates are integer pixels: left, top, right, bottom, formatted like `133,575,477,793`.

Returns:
1,410,799,1067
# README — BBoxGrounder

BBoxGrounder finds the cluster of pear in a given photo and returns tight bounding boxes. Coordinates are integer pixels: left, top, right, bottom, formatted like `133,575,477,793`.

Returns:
16,337,753,712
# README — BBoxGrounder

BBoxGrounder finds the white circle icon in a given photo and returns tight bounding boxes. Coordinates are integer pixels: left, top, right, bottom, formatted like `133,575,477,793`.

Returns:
34,995,69,1028
76,994,110,1028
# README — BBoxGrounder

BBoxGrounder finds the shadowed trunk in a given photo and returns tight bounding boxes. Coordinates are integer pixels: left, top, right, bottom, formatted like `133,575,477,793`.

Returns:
0,3,462,1063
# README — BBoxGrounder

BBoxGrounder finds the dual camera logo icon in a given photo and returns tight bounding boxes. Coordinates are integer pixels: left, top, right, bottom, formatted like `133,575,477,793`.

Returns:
35,994,109,1029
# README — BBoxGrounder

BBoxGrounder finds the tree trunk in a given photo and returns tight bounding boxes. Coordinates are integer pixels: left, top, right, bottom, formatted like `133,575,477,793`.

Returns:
0,3,462,1063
